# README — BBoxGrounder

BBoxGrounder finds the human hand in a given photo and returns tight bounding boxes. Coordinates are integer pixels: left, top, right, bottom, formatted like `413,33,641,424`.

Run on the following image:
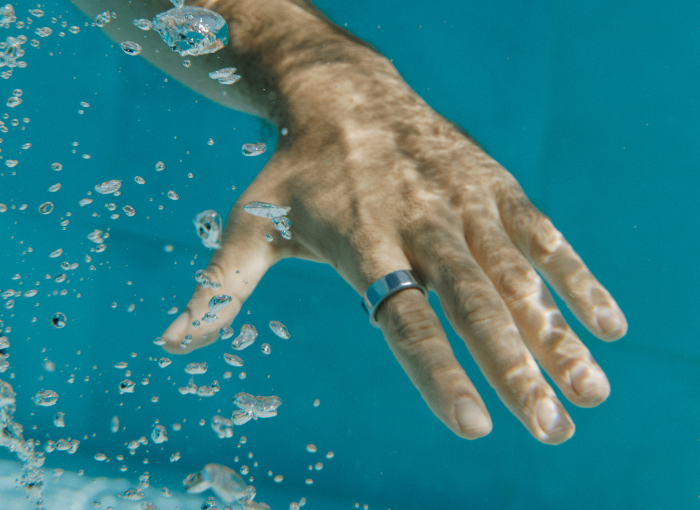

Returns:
160,0,627,445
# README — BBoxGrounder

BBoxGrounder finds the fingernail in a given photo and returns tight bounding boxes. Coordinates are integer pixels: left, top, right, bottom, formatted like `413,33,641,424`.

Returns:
596,307,622,336
570,363,606,397
536,397,570,435
455,398,490,434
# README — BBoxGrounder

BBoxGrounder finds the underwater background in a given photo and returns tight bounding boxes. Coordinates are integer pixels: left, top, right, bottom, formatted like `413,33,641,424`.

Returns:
0,0,698,508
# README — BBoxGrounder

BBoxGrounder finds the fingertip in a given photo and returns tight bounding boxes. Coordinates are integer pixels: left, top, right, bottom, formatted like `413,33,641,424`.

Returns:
569,363,610,407
454,398,493,440
161,311,192,354
595,306,628,341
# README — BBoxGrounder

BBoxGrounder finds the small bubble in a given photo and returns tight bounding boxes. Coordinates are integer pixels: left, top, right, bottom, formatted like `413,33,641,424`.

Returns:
207,138,214,145
38,202,53,214
133,18,152,30
69,26,80,34
306,444,317,453
21,143,31,149
135,176,145,184
155,161,165,171
33,390,59,406
274,474,283,483
54,411,65,427
269,320,290,339
49,248,63,258
79,198,93,206
183,59,191,67
48,183,61,192
119,379,135,394
94,179,121,194
167,190,179,200
5,160,18,168
261,343,271,355
264,234,273,242
208,67,241,84
123,205,135,216
241,143,266,156
313,399,320,407
326,451,334,459
6,97,21,108
120,41,142,55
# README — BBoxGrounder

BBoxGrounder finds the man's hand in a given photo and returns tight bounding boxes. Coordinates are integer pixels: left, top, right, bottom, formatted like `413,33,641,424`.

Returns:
72,0,627,444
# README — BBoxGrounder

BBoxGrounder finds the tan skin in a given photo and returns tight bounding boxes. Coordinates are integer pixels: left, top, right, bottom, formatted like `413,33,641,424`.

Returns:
72,0,627,444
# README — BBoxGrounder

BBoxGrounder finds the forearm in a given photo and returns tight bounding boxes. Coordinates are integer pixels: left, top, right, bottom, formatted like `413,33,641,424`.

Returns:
69,0,383,124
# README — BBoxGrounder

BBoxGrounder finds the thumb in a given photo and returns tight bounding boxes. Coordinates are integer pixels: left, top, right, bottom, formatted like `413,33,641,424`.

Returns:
161,201,280,354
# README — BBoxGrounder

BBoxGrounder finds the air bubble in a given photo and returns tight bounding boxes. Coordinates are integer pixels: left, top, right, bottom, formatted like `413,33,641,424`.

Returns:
132,18,152,30
48,183,61,192
120,41,142,55
269,320,290,339
241,143,266,156
193,209,222,249
243,201,290,218
33,389,58,406
231,324,257,351
224,353,243,366
152,6,229,57
119,379,136,394
54,412,65,427
94,179,121,194
38,202,53,214
208,67,241,84
123,205,135,216
208,294,232,314
185,362,207,375
151,424,168,443
167,190,179,200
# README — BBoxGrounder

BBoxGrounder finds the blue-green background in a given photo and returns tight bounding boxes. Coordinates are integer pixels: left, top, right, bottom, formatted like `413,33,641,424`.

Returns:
0,0,697,508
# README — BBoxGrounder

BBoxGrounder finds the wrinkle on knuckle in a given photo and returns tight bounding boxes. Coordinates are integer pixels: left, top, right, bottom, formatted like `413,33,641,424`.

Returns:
498,267,544,308
450,282,507,334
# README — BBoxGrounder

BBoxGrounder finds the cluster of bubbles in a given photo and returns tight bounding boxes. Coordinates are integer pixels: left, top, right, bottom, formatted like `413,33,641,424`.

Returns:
0,1,319,508
243,201,292,240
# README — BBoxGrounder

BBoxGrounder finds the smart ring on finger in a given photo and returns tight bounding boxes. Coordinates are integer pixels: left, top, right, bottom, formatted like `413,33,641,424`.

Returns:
362,269,428,328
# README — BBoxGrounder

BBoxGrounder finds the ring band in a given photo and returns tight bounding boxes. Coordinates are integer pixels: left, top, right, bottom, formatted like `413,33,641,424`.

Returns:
362,269,428,327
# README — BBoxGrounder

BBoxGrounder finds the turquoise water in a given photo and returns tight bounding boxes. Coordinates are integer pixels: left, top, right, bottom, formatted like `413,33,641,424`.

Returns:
0,0,698,509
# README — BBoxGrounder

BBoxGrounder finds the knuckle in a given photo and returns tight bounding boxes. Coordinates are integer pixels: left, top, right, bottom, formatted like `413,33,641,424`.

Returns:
451,282,509,334
498,266,544,307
